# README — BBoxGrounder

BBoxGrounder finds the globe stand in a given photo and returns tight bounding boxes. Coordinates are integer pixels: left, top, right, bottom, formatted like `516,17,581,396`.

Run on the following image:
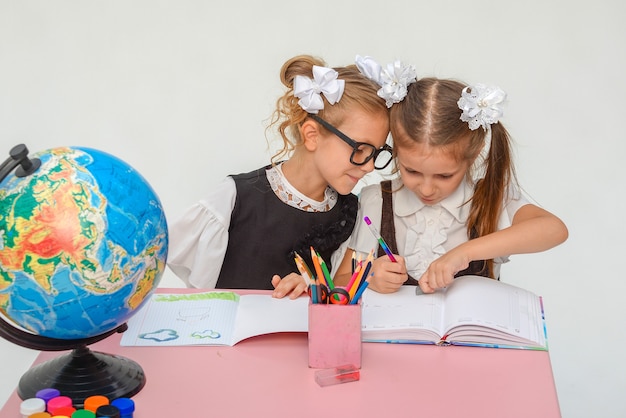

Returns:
0,318,146,407
17,344,145,407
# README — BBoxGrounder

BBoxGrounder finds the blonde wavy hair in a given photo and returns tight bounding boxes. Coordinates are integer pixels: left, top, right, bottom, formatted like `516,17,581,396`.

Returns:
268,55,389,163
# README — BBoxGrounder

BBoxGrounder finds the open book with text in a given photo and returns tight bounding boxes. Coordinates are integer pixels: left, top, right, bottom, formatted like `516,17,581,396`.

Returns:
360,275,547,350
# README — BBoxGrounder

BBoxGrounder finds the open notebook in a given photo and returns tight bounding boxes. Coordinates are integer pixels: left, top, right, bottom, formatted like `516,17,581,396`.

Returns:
121,275,547,350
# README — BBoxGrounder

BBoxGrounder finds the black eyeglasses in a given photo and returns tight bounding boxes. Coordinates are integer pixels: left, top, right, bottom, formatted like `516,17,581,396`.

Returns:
309,114,393,170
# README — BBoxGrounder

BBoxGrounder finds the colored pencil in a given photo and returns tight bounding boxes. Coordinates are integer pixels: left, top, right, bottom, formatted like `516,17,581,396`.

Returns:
344,261,362,295
310,247,328,288
294,255,313,287
349,250,373,297
350,278,370,304
350,259,371,298
363,216,397,262
294,252,314,281
317,251,335,290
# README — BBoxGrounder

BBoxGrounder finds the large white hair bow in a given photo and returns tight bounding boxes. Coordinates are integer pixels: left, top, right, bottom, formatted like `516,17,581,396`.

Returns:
355,55,417,108
293,66,345,114
457,84,507,131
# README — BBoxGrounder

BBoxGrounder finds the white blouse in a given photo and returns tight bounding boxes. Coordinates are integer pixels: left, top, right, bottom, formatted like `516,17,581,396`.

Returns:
348,177,530,279
167,164,339,288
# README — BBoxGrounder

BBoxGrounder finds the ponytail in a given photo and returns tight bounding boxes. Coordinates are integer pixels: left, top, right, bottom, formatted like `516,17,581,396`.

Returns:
466,123,516,277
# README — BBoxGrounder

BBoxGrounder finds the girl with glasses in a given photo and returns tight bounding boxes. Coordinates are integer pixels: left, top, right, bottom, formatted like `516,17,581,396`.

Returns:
334,57,568,294
167,54,390,297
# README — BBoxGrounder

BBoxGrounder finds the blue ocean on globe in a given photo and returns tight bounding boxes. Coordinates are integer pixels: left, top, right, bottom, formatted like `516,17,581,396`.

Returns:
0,146,168,339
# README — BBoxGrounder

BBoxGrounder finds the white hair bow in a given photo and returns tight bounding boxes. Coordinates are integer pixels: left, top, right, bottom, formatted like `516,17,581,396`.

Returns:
356,55,417,108
293,66,345,114
457,84,507,131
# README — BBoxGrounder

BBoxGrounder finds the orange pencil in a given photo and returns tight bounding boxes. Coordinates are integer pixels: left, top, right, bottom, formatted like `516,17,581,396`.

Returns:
310,247,327,288
317,251,335,290
349,250,373,297
350,260,371,298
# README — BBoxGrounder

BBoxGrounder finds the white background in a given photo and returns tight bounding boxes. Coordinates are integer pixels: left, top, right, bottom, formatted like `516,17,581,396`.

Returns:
1,1,624,417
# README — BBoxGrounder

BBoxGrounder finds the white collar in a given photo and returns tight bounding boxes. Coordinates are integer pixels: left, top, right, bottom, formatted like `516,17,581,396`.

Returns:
392,177,472,223
267,163,337,212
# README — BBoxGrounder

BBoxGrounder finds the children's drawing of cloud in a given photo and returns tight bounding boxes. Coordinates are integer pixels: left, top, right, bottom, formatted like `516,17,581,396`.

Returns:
139,329,179,342
191,329,221,339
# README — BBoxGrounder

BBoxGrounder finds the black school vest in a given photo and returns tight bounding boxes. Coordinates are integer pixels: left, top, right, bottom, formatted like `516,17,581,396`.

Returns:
378,180,492,286
216,166,358,290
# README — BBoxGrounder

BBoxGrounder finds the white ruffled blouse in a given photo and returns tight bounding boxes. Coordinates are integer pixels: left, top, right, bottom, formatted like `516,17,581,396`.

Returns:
167,164,338,288
348,177,529,280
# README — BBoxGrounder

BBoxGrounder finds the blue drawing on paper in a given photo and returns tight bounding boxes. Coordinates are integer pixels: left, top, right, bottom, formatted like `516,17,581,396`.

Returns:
139,328,179,342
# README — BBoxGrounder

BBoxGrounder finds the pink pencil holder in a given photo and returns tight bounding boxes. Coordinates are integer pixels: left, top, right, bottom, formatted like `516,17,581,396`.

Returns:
308,301,362,369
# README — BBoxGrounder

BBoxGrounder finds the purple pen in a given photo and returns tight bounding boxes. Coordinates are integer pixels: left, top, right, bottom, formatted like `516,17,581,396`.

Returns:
363,216,397,262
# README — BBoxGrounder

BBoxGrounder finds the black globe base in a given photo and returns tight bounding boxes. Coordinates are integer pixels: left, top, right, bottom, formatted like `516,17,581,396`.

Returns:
17,345,145,407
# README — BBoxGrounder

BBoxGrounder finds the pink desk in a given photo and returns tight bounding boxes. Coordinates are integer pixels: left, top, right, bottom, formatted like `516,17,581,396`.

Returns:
0,290,561,418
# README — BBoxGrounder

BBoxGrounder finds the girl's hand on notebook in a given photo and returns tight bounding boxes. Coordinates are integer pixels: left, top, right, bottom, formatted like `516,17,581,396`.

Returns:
419,247,470,293
367,255,408,294
271,273,308,299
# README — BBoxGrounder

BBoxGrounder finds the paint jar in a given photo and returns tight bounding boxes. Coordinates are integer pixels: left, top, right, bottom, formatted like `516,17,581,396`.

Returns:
111,398,134,418
35,388,61,405
83,396,109,413
71,410,96,418
26,412,51,418
95,404,120,418
46,396,73,415
52,406,76,417
20,397,46,417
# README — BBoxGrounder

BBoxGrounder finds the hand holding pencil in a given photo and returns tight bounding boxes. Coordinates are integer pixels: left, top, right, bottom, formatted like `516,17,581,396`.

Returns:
271,252,311,299
361,216,410,294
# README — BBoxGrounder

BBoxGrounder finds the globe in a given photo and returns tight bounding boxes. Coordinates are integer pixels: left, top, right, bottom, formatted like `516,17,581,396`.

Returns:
0,146,168,339
0,144,168,404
